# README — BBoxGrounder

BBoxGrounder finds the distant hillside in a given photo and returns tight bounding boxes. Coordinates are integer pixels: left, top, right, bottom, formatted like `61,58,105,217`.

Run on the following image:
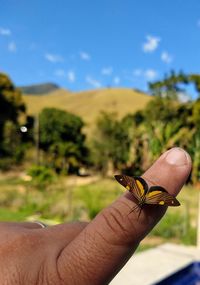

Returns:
23,87,151,133
20,83,60,95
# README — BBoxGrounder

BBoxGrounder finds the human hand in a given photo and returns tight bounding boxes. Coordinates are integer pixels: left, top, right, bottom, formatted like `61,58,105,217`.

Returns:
0,148,191,285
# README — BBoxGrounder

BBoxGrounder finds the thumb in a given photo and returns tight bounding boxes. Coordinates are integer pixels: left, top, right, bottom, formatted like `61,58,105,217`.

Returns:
57,148,191,285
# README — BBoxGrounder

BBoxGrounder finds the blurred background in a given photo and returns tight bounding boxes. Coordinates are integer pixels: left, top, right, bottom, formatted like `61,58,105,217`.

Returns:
0,0,200,251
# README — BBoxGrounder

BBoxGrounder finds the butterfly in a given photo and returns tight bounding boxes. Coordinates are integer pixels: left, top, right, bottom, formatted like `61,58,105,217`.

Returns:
114,175,180,217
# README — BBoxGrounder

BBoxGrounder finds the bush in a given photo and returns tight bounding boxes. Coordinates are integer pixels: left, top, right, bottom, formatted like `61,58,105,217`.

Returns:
27,165,56,188
73,178,121,220
151,210,196,245
0,158,13,171
75,187,104,219
152,212,183,239
181,227,196,245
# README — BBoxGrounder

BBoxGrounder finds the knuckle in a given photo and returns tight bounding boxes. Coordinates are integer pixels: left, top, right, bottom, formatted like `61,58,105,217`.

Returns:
100,205,137,246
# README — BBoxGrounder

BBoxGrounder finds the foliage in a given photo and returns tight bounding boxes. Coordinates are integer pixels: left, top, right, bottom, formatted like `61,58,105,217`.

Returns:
0,175,197,248
3,70,200,184
151,210,196,245
2,121,24,162
39,108,88,173
0,73,30,164
152,212,184,239
88,91,196,179
0,208,30,222
146,71,200,183
75,187,104,219
39,108,84,149
189,74,200,95
92,112,131,175
0,73,25,124
27,165,56,188
143,98,193,157
1,71,200,251
149,70,200,100
74,178,121,219
0,158,14,171
149,70,188,99
106,96,193,176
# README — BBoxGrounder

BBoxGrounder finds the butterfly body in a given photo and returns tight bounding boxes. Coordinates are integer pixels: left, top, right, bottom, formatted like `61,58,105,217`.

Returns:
114,175,180,208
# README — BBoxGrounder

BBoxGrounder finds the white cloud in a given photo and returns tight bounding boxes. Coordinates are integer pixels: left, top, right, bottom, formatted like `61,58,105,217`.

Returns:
133,69,143,76
80,51,91,61
144,69,158,80
113,76,120,85
0,27,11,36
161,51,173,64
8,42,16,52
133,68,158,81
55,69,76,82
54,69,66,77
101,67,113,76
67,71,75,83
142,35,161,53
86,76,101,88
45,53,63,63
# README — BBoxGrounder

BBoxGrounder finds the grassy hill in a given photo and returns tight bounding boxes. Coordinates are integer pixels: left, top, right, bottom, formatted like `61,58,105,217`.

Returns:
23,87,151,131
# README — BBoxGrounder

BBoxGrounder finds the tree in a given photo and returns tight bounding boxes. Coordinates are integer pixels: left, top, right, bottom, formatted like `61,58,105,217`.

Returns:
0,73,26,162
189,74,200,96
0,73,25,124
149,70,188,100
120,97,194,177
39,108,88,173
189,99,200,183
92,112,131,175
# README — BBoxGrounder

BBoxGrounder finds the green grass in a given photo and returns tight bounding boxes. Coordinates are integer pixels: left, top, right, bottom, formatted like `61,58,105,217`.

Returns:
0,208,29,221
0,174,198,247
0,176,122,222
136,243,154,253
148,185,199,245
73,178,121,219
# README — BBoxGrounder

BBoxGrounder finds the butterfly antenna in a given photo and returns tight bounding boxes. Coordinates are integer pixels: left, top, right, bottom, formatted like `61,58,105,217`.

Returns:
128,204,140,215
137,206,143,219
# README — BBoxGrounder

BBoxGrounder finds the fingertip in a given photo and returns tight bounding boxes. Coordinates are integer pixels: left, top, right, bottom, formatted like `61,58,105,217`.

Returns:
143,147,192,196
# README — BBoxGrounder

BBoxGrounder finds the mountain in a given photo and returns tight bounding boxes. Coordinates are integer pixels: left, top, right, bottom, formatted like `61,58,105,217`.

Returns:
20,83,60,95
23,87,151,133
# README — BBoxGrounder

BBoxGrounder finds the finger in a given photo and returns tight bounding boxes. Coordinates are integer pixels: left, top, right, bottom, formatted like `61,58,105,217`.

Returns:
0,221,47,230
0,221,88,246
43,222,88,246
57,148,192,285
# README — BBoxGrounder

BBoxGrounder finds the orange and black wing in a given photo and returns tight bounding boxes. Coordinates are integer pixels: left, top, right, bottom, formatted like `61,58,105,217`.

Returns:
114,175,148,202
145,186,180,207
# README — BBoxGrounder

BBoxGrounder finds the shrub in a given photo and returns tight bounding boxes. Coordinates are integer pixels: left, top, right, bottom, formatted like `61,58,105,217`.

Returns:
27,165,56,188
151,210,196,245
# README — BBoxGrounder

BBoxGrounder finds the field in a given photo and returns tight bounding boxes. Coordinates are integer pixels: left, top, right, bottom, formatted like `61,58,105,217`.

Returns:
23,88,151,133
0,172,198,250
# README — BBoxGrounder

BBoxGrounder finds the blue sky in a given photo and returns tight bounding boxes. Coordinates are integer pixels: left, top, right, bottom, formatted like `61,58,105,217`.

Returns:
1,0,200,92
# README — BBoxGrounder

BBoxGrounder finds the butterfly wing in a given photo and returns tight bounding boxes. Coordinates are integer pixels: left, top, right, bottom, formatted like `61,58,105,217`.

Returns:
114,175,148,202
145,186,180,207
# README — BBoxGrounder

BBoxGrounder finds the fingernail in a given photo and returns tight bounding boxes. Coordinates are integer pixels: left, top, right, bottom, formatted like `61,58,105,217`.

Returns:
165,147,190,166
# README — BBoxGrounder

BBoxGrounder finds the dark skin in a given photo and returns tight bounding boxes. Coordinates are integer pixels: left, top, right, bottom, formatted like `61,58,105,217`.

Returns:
0,147,191,285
